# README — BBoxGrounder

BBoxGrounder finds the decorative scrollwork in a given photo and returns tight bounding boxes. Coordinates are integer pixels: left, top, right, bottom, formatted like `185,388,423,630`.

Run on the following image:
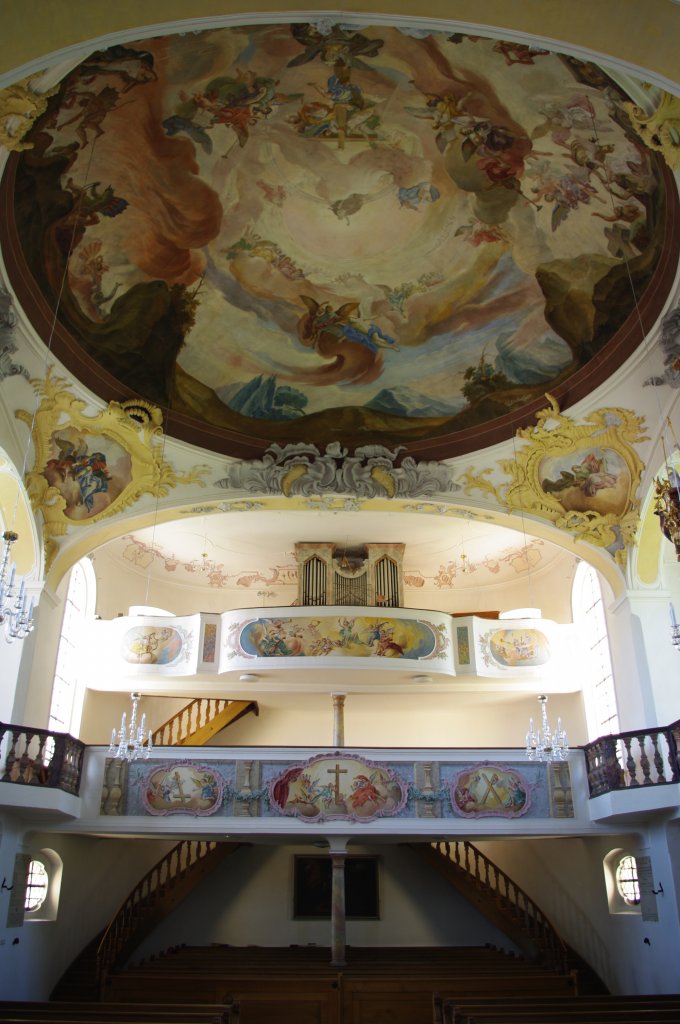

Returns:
0,286,29,383
623,91,680,170
463,395,647,565
217,442,459,499
16,370,209,570
0,74,59,152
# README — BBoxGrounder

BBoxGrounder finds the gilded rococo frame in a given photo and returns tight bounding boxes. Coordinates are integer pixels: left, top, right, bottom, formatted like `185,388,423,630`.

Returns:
463,395,647,565
16,369,207,568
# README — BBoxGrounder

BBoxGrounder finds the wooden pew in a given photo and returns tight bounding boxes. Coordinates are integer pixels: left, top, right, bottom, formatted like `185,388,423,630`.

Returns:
97,945,580,1024
433,993,680,1024
0,1003,237,1024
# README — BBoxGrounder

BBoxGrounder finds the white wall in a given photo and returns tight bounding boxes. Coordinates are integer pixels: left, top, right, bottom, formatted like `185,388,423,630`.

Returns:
76,689,589,749
0,830,176,1001
210,690,588,749
476,833,680,995
19,583,68,729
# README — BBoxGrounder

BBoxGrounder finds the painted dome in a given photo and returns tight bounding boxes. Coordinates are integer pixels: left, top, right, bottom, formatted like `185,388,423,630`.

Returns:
4,22,675,457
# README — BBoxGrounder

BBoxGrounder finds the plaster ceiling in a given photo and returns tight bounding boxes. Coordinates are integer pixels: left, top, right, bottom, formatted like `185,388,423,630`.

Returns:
4,20,675,461
97,508,568,596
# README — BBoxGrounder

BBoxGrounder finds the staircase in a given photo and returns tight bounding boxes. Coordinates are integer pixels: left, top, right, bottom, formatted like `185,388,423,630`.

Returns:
52,840,246,999
97,840,245,984
151,698,258,746
52,697,256,1000
409,841,607,992
410,842,568,970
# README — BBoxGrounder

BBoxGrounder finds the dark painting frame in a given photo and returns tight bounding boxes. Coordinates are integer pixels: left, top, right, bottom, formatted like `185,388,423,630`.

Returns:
293,855,379,919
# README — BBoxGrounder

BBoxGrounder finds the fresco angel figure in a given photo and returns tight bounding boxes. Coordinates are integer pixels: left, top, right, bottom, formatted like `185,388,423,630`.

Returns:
298,297,399,354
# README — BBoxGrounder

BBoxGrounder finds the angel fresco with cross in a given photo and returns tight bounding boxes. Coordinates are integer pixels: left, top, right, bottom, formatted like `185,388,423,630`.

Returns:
451,763,530,819
269,753,407,822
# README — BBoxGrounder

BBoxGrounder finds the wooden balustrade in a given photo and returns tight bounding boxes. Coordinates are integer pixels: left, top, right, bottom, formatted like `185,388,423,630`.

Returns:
4,715,680,810
583,721,680,797
0,723,85,795
432,841,568,972
96,839,234,984
150,699,257,747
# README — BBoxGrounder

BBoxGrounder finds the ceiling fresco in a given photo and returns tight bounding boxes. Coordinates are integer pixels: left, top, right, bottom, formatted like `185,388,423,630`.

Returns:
5,22,675,458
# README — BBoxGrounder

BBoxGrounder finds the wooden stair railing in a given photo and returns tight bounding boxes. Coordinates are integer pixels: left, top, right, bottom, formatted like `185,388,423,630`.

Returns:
151,699,258,747
96,840,245,987
410,842,569,973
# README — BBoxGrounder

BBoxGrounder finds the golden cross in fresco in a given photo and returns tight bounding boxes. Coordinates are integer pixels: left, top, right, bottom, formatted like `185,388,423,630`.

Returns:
328,762,348,803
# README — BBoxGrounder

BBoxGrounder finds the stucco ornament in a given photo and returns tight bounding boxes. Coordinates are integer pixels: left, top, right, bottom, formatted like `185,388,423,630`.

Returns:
0,74,59,152
16,370,208,569
0,287,29,383
462,395,647,565
217,442,459,498
624,91,680,170
644,302,680,389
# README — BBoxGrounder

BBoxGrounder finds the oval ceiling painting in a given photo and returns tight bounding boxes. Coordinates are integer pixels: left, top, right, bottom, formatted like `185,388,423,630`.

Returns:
6,22,674,457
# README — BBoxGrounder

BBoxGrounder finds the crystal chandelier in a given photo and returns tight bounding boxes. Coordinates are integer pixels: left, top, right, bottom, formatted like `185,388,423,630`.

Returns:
0,531,35,641
526,694,568,762
654,468,680,560
109,693,152,762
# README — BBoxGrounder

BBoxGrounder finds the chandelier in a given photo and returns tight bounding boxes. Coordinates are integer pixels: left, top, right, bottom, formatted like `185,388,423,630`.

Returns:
654,468,680,560
0,531,35,641
109,693,152,762
525,694,568,763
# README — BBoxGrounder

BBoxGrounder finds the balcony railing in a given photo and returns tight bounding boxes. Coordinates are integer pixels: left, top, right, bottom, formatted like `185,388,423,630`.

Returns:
583,721,680,797
3,720,680,807
0,723,85,796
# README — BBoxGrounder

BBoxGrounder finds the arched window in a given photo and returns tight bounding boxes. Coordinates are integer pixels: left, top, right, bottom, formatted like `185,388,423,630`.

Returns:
24,859,48,911
603,848,641,915
616,855,641,906
49,557,96,737
23,848,63,922
572,560,619,739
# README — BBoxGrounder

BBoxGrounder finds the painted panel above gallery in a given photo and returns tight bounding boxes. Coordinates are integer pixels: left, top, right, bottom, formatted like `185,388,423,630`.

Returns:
84,607,579,694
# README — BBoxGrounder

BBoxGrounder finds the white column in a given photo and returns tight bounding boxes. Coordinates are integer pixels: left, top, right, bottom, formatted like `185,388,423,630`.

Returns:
332,693,346,747
611,591,680,728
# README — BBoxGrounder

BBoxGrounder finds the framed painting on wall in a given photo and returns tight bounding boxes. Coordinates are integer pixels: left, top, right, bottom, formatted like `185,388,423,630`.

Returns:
293,856,379,919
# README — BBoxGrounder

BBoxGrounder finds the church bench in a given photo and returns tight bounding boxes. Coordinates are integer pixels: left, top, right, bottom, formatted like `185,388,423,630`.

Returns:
434,993,680,1024
0,1004,235,1023
0,1016,237,1024
118,963,561,980
107,971,575,1003
105,977,341,1010
447,1012,680,1023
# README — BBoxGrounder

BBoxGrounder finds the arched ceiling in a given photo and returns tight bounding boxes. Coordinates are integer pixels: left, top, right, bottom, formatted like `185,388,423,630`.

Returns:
97,507,569,599
3,19,676,459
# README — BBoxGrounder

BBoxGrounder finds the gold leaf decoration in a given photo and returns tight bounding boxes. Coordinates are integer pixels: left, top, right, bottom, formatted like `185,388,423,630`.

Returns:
464,394,647,564
623,91,680,170
0,74,59,152
16,370,209,568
